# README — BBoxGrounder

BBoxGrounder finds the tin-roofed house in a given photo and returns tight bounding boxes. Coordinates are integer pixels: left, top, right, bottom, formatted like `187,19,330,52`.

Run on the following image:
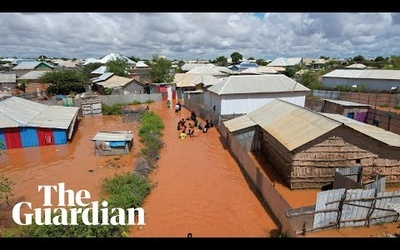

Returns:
205,74,311,124
223,98,400,190
0,96,79,149
321,99,371,122
92,131,134,156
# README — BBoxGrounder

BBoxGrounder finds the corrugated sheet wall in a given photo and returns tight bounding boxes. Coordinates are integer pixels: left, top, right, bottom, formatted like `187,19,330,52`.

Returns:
0,129,6,149
20,127,39,147
53,129,67,145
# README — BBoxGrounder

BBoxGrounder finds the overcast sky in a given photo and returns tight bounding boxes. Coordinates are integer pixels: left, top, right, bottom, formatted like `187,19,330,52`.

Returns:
1,12,400,61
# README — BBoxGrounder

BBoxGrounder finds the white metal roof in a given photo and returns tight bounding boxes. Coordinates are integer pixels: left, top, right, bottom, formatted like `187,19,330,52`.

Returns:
13,61,53,70
207,74,310,95
186,66,227,76
17,71,46,80
92,131,133,141
320,113,400,147
0,96,79,129
0,73,16,83
267,57,302,67
27,106,79,129
322,69,400,80
91,66,108,75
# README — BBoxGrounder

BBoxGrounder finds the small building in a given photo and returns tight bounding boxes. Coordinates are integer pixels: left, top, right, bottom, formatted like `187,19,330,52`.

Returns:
321,69,400,91
12,61,54,78
223,98,400,190
95,75,145,95
205,74,311,122
321,99,371,122
92,131,134,156
0,96,79,149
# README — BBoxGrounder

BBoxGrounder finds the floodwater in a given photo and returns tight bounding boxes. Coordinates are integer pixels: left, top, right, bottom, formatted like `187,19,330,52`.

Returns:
0,100,279,237
2,99,399,237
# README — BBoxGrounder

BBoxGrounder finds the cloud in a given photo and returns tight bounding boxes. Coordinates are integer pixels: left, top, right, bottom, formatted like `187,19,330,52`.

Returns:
0,12,398,60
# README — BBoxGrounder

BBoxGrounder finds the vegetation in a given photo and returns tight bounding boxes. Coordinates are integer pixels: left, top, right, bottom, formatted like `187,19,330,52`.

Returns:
149,54,173,83
39,69,85,95
230,51,243,64
101,100,153,115
81,62,103,80
106,58,128,77
1,104,164,238
0,176,15,206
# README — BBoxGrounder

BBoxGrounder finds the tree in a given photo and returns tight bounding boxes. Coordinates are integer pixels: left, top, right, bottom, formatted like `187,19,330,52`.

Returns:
215,56,228,66
0,175,15,206
149,55,173,83
256,59,268,66
106,58,128,77
230,52,243,64
247,56,255,60
39,70,85,95
81,62,103,80
353,55,365,63
128,56,141,62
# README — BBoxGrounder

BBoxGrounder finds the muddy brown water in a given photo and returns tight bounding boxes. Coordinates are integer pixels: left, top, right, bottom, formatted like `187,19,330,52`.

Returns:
1,100,399,237
0,100,279,237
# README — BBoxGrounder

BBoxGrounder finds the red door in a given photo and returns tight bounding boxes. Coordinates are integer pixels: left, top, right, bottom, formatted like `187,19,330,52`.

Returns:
37,128,55,146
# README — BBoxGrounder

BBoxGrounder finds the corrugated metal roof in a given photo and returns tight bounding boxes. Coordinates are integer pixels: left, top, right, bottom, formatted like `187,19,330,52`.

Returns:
345,63,367,69
96,75,133,88
92,72,114,83
91,66,108,75
0,114,21,128
247,99,341,151
224,115,257,132
320,113,400,147
0,96,79,129
27,106,80,129
324,99,372,107
323,69,400,80
186,66,227,76
0,97,48,126
17,71,46,80
0,73,16,83
207,74,310,95
267,57,302,67
92,131,133,141
13,61,53,70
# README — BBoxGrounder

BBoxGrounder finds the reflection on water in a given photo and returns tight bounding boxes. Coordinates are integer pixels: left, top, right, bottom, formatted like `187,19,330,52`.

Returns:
0,101,279,237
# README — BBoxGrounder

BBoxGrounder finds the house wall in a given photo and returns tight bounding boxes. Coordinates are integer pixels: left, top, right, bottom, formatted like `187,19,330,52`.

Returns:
219,92,307,116
322,77,400,91
20,127,39,147
261,125,400,190
0,129,6,149
53,129,68,145
124,81,145,94
232,126,257,152
4,128,22,149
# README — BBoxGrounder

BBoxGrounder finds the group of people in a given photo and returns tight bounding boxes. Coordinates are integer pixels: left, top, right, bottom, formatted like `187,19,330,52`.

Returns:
168,100,214,138
177,117,195,139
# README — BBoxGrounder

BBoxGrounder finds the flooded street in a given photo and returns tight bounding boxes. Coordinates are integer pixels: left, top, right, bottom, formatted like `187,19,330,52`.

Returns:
0,100,279,237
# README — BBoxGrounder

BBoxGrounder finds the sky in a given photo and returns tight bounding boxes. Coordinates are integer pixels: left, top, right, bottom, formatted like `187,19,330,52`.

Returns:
1,12,400,61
